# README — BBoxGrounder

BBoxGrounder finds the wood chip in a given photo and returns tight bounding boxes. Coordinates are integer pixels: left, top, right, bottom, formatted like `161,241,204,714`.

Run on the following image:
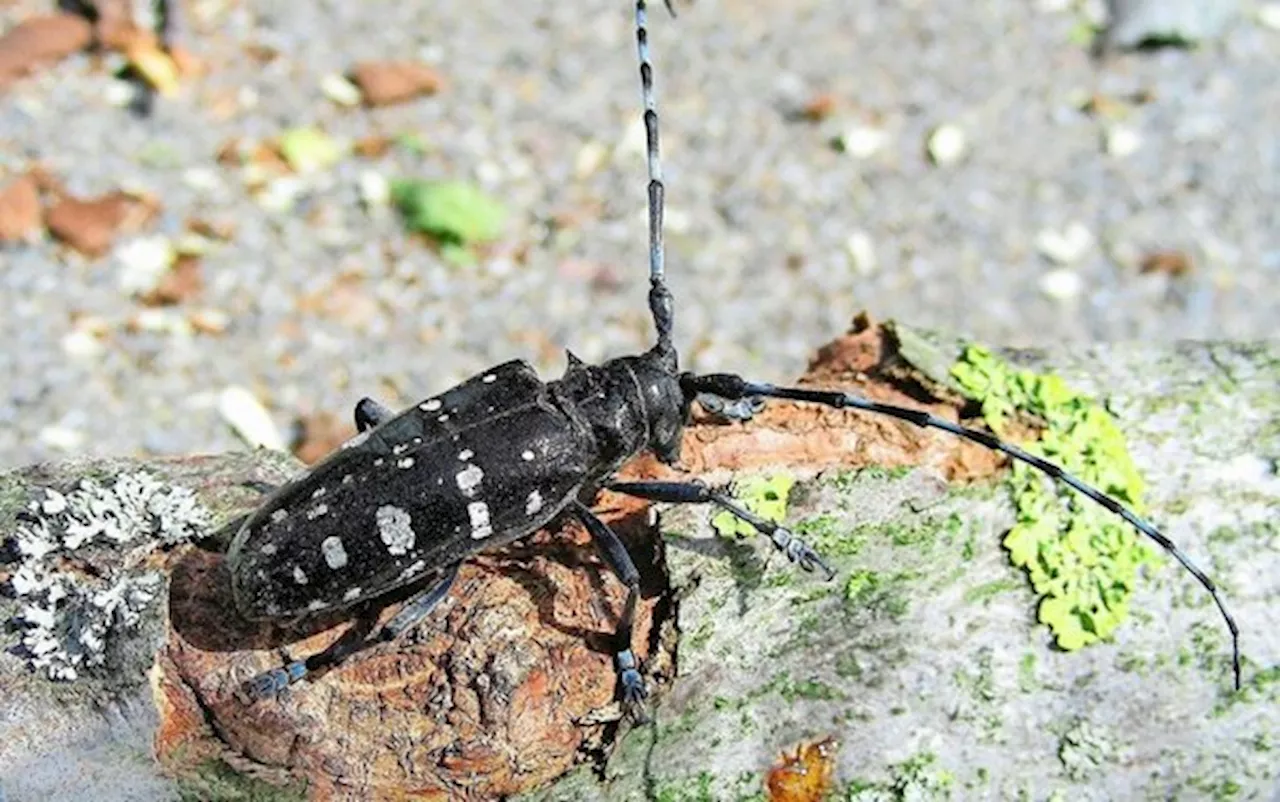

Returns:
45,191,157,257
350,61,444,107
800,93,837,122
140,256,203,306
0,14,93,91
0,173,42,243
1140,249,1193,277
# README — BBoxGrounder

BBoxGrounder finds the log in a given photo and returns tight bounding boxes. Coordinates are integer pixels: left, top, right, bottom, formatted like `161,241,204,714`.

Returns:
0,319,1276,801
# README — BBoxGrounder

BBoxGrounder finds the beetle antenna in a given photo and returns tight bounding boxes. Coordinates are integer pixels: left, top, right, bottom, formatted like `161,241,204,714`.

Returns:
637,0,677,363
681,371,1243,691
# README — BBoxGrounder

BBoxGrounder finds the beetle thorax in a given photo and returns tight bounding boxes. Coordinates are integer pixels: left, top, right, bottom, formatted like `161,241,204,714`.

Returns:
555,349,688,476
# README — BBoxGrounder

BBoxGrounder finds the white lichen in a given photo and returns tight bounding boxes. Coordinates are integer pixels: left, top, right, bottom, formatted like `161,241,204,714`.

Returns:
4,472,211,681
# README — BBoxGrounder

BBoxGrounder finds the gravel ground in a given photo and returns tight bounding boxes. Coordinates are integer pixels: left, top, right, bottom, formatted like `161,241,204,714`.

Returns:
0,0,1277,467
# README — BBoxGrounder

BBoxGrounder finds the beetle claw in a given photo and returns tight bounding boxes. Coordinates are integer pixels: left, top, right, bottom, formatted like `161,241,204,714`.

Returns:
615,649,649,722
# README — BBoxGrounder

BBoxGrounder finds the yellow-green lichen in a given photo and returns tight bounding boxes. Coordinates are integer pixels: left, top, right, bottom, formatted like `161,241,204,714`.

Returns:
950,345,1155,652
711,474,795,539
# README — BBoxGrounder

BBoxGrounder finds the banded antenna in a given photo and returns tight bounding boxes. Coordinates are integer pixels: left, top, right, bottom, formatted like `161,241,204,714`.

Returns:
636,0,678,363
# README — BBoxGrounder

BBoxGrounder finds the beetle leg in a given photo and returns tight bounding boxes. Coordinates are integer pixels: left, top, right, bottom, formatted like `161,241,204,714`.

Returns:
608,480,835,580
242,566,459,700
354,397,396,432
571,502,648,721
695,392,767,422
382,562,461,639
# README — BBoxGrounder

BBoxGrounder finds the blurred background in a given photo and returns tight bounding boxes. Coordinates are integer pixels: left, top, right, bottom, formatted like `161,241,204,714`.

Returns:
0,0,1276,467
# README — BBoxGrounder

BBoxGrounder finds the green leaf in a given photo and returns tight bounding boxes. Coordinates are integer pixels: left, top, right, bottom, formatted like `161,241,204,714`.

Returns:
390,179,507,247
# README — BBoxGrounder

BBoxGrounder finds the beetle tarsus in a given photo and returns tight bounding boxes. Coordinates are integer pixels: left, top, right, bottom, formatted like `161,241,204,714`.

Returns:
696,393,766,422
615,648,649,722
244,659,307,699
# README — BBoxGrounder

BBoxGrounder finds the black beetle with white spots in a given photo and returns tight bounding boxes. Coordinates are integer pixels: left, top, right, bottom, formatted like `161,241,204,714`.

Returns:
229,0,1241,715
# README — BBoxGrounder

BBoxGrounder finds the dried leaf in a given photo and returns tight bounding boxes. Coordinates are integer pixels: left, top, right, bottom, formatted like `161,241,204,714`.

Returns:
0,14,93,91
0,173,42,243
350,61,444,107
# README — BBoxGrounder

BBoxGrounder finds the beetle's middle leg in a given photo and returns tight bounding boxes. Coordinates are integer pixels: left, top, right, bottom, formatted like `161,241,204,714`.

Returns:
570,502,648,717
243,563,461,699
608,481,835,579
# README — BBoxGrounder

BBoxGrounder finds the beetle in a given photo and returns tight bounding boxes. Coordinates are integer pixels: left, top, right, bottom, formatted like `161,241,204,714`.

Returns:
230,0,1240,713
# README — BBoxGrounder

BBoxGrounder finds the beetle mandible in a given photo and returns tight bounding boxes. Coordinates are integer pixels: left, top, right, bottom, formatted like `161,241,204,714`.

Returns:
229,0,1240,714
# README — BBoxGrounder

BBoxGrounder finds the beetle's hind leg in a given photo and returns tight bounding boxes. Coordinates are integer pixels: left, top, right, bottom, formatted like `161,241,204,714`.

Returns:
243,563,461,700
354,397,395,431
571,502,649,721
608,481,835,579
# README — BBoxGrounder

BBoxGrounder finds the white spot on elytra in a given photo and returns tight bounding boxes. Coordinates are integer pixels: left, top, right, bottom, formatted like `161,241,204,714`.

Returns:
374,458,385,467
321,536,348,569
307,600,328,612
344,587,362,601
260,543,278,555
307,503,329,520
342,474,354,484
482,373,496,383
458,449,473,461
438,414,450,423
376,505,415,555
393,443,409,455
293,566,308,585
270,509,288,523
526,490,543,516
399,560,426,580
398,457,415,469
311,487,327,499
520,450,535,461
456,463,484,497
468,501,492,539
420,399,441,412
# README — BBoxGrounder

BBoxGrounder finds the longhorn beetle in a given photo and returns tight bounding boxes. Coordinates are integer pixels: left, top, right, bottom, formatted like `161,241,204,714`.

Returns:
230,0,1241,714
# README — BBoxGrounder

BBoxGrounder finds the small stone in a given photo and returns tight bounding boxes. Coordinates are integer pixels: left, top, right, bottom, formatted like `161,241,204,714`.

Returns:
1258,3,1280,30
844,230,877,275
1102,0,1241,49
116,235,175,296
103,79,139,107
37,425,85,451
834,125,888,159
1039,267,1084,300
320,73,362,107
1035,222,1095,264
574,141,608,178
358,171,390,208
218,386,287,452
187,308,230,335
181,167,223,194
926,124,967,166
61,329,105,359
1104,126,1141,158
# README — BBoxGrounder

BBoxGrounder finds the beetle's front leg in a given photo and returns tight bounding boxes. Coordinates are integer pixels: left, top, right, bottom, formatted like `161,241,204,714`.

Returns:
695,393,766,422
608,480,835,579
571,502,648,721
